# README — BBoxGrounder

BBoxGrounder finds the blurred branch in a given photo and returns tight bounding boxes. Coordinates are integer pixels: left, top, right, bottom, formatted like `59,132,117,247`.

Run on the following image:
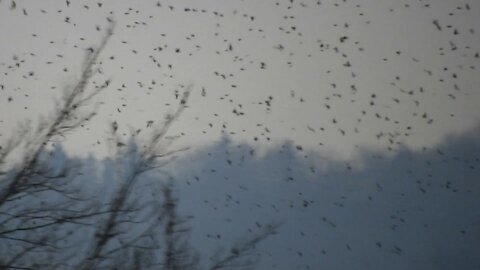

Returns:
0,21,116,270
78,84,193,270
0,21,115,207
0,15,279,270
161,181,199,270
209,222,281,270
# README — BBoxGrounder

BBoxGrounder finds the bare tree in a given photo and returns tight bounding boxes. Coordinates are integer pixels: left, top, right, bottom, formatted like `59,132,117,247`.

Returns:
0,21,116,270
0,20,279,270
208,223,280,270
161,181,199,270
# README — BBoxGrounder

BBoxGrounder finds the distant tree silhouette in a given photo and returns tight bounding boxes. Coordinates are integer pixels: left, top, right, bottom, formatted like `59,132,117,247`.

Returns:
0,20,278,270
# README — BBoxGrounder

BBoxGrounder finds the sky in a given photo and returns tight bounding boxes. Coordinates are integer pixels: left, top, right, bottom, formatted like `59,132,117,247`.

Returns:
1,0,479,160
0,0,479,269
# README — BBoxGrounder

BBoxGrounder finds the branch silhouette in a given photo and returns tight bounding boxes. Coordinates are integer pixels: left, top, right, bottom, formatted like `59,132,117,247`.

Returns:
0,20,279,270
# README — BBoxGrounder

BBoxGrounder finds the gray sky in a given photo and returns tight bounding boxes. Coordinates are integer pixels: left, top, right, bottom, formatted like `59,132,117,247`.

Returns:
1,0,479,161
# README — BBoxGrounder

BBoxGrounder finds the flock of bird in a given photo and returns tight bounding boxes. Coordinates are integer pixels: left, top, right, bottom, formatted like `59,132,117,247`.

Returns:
0,0,479,269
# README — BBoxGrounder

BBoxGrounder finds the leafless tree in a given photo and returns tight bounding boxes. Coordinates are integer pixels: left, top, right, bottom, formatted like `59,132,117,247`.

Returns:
0,20,279,270
0,20,116,270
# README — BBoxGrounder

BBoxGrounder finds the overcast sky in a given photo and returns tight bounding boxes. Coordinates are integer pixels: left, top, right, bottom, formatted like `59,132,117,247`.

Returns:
0,0,479,269
1,0,479,161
